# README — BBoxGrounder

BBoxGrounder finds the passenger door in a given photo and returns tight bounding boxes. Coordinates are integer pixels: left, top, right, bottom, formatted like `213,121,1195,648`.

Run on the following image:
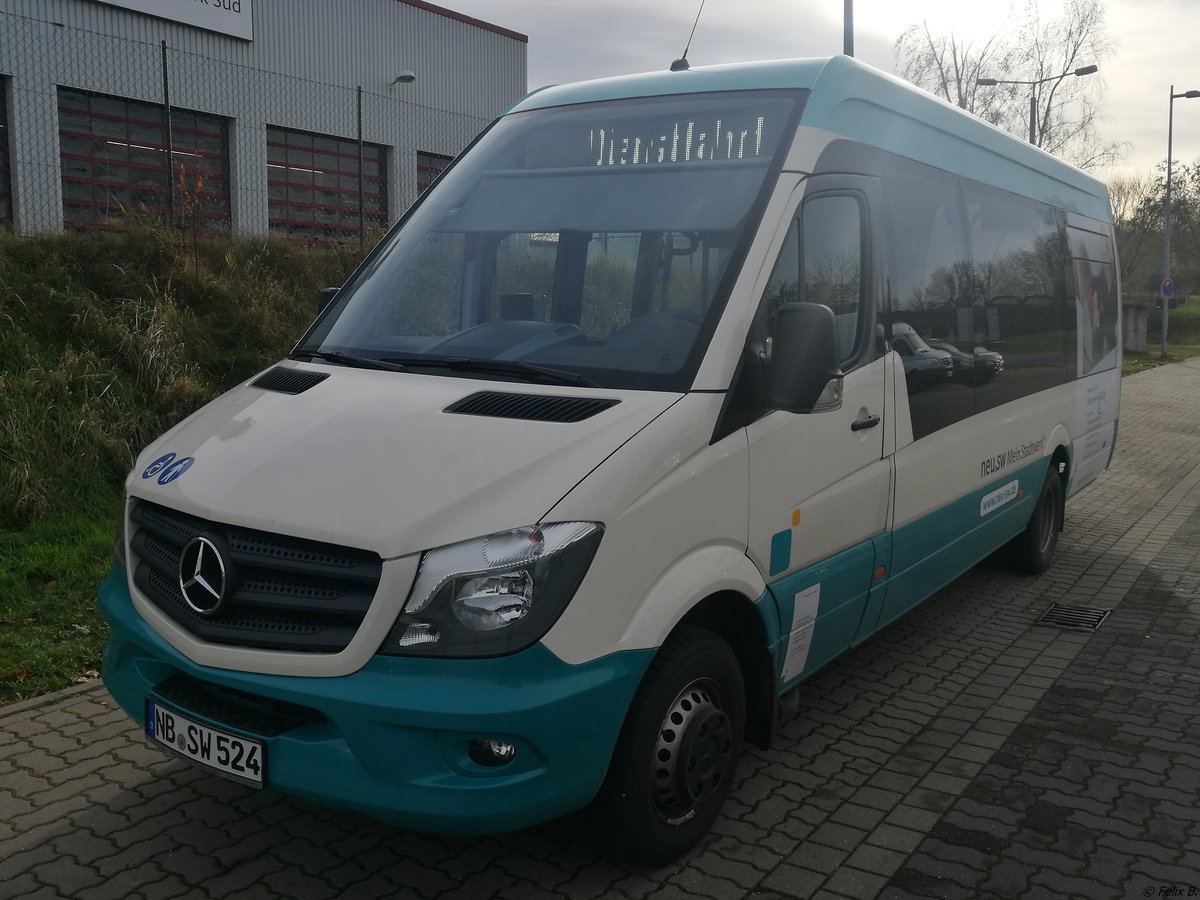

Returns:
745,175,893,688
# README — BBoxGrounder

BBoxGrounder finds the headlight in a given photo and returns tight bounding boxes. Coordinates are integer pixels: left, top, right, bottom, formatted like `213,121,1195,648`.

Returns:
378,522,603,658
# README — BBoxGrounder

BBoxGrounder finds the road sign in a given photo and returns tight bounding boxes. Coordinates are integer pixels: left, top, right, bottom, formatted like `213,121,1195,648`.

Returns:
1161,277,1176,299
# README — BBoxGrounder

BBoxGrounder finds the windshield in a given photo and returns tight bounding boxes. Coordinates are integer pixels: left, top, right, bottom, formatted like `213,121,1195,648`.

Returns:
300,90,806,391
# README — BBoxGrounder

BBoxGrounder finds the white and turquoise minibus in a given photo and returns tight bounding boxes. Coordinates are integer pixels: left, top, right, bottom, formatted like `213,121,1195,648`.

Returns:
99,54,1120,863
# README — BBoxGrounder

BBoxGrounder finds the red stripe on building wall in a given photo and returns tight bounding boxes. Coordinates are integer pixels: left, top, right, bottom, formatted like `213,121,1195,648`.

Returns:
395,0,527,43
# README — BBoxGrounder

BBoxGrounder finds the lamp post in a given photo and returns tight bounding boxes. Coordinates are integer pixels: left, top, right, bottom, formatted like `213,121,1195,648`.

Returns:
976,64,1098,146
1161,86,1200,358
844,0,853,57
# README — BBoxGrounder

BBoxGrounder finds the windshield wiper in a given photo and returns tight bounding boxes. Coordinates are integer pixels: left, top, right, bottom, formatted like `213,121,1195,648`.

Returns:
289,350,408,372
380,356,597,387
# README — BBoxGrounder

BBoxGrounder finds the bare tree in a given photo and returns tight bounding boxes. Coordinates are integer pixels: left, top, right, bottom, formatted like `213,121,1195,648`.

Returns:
1016,0,1123,167
894,0,1125,169
1107,171,1156,227
1108,170,1159,291
894,22,1018,128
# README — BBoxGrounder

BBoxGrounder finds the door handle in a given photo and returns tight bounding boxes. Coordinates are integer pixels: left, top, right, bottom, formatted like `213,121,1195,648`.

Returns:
851,414,880,432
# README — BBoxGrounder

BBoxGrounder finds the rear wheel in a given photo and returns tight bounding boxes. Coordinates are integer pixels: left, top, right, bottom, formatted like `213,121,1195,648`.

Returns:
598,626,745,866
1006,463,1063,574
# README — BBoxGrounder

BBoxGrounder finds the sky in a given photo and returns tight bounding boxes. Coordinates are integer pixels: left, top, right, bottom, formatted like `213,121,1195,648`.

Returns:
446,0,1200,181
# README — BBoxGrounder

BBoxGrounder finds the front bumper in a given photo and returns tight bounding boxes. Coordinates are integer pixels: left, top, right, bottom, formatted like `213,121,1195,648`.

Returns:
98,565,652,834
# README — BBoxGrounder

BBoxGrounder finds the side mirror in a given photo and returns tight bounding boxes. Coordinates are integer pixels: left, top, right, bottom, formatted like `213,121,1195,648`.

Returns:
768,302,844,413
317,287,339,315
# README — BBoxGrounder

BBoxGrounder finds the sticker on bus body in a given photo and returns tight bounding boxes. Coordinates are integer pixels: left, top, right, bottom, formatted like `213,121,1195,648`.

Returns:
780,583,821,684
980,480,1019,517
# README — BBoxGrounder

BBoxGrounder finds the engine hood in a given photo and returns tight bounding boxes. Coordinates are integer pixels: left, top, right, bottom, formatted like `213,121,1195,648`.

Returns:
127,362,682,558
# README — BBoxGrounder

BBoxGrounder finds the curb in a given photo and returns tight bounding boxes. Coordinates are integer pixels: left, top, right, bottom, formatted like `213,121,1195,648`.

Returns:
0,679,107,723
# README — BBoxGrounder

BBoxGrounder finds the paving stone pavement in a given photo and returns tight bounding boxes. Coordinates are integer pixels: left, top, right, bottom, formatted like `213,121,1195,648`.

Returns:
3,359,1200,900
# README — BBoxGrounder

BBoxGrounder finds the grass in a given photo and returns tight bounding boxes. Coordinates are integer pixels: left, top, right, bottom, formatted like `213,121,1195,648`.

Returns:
0,490,120,703
1122,298,1200,375
0,228,360,704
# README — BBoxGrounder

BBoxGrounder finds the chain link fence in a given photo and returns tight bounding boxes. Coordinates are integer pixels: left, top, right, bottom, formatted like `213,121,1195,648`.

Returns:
0,10,495,243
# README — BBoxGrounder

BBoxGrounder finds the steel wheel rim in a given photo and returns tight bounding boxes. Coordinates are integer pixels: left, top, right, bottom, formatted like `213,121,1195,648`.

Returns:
651,677,733,825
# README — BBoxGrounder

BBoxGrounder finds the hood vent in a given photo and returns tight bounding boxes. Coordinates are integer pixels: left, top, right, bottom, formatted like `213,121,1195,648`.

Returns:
446,392,619,423
251,367,330,395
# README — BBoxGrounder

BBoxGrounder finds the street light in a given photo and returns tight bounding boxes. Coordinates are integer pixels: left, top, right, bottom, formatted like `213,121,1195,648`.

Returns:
977,64,1098,145
1160,86,1200,358
844,0,853,57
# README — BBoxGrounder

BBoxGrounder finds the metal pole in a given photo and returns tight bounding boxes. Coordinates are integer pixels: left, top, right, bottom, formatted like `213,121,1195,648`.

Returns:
843,0,853,56
1162,85,1175,359
1029,90,1037,145
161,40,175,228
357,86,365,247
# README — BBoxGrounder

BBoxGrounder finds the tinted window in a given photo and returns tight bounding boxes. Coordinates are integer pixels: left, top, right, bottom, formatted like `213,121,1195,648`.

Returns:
964,182,1070,413
802,194,863,363
267,126,388,243
757,192,866,372
883,161,971,439
1067,226,1118,376
57,88,230,233
0,79,10,228
417,151,453,196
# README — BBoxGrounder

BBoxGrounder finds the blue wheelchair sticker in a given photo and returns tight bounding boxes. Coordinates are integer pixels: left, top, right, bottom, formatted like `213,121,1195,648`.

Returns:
157,457,194,485
142,452,176,479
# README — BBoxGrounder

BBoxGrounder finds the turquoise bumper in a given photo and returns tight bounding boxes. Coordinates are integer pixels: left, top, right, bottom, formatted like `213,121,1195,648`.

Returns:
98,566,653,834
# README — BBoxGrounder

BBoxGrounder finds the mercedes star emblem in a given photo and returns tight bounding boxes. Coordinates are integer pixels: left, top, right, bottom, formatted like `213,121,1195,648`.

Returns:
178,536,227,616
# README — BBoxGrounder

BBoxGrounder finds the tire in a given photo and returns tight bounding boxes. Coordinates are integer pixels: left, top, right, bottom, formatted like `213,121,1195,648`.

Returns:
598,626,745,866
1005,463,1063,574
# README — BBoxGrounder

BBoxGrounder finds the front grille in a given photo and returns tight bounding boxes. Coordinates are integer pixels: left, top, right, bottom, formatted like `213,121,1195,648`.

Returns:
130,499,382,653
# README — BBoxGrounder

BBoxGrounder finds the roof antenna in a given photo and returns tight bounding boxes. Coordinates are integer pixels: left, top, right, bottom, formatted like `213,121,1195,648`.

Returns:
670,0,707,71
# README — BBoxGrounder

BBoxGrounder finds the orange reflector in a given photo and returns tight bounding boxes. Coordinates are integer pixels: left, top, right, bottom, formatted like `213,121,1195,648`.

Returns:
791,509,801,527
1017,489,1024,499
873,566,886,580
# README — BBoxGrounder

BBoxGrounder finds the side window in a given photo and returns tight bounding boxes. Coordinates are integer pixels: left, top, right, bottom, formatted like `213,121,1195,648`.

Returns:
964,181,1069,413
758,193,866,367
883,161,972,440
802,195,863,363
761,220,800,321
1066,225,1118,378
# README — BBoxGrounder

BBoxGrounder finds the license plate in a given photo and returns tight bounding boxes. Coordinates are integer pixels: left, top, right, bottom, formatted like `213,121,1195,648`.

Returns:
145,698,265,788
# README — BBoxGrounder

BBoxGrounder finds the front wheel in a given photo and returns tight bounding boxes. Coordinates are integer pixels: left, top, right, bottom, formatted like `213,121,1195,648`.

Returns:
598,626,745,866
1005,463,1063,574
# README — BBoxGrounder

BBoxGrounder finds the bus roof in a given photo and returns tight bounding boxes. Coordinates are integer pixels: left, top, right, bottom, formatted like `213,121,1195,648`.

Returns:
510,55,1111,223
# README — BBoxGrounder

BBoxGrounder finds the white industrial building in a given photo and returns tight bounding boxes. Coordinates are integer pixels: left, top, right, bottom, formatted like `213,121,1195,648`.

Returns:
0,0,527,238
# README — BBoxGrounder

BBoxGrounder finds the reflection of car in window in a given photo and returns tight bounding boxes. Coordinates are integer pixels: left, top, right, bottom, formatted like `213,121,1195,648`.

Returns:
925,339,1005,385
887,323,952,389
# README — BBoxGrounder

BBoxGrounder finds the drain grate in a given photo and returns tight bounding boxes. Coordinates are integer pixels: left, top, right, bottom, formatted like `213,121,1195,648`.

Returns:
1037,604,1111,631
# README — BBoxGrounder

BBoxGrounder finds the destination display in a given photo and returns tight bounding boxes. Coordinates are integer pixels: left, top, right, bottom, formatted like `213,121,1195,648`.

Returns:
589,114,769,167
